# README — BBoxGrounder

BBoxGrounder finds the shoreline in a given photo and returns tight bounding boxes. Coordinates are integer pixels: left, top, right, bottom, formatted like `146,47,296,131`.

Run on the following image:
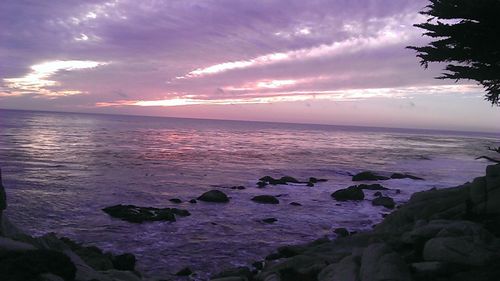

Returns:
1,164,500,280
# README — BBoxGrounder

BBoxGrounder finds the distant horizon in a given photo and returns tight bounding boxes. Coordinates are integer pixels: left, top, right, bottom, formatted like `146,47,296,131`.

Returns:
2,107,499,137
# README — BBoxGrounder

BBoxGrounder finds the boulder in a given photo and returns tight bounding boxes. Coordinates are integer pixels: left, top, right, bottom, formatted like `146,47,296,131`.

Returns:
251,195,279,204
169,198,182,204
176,266,192,276
112,253,136,271
372,196,395,209
0,237,36,252
189,199,197,204
360,243,411,281
262,218,277,224
334,228,350,237
357,184,388,190
423,236,498,266
211,266,252,280
259,176,300,185
102,204,190,223
331,186,365,201
198,190,230,203
100,269,141,281
352,171,389,181
318,254,360,281
309,177,328,183
390,173,424,180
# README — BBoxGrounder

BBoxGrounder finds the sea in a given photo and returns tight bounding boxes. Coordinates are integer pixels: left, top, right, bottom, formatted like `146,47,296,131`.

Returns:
0,108,498,279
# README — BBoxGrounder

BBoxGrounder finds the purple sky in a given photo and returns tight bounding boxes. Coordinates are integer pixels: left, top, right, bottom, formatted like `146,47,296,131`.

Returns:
1,0,499,132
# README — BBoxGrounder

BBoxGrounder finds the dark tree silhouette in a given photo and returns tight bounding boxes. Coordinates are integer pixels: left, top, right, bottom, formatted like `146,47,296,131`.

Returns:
408,0,500,106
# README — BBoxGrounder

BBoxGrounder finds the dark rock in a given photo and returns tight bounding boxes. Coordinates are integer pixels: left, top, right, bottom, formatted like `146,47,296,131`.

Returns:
169,198,182,204
374,191,382,197
259,175,299,185
112,253,136,271
306,182,314,187
176,267,192,276
280,176,299,183
59,237,115,271
357,183,388,190
257,181,267,188
309,177,327,183
0,250,76,281
102,204,189,223
391,173,424,180
189,199,197,204
334,228,350,237
265,252,282,261
262,218,277,224
352,171,389,181
231,186,246,190
211,266,252,280
197,190,229,203
277,245,307,258
171,208,191,216
290,202,302,206
251,195,279,204
0,169,6,211
331,186,365,201
252,261,264,270
372,196,396,209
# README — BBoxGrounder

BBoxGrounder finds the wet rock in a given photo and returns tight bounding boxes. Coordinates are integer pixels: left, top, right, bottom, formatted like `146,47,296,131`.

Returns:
277,245,307,258
357,183,388,190
410,261,450,279
352,171,389,181
112,253,136,271
318,254,360,281
390,173,424,180
374,191,382,197
0,236,36,252
290,202,302,206
176,266,192,276
251,195,279,204
171,208,191,217
372,196,396,209
231,186,246,190
309,177,328,183
280,176,299,183
189,199,197,204
334,228,350,237
252,261,264,270
331,186,365,201
259,176,299,185
423,236,498,266
169,198,182,204
211,266,252,280
197,190,230,203
102,204,190,223
257,181,268,188
262,218,277,224
360,243,411,281
265,252,282,261
100,269,141,281
306,182,314,187
0,250,77,281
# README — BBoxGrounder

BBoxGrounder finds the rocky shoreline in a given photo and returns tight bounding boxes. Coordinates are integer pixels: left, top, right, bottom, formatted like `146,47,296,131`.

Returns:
1,164,499,280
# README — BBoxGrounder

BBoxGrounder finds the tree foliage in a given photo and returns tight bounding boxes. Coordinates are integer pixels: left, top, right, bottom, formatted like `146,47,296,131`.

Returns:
408,0,500,105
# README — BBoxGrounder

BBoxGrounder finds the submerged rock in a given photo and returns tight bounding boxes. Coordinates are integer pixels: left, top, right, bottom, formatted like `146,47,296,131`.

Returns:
331,186,365,201
308,177,328,183
372,196,396,209
189,199,197,204
352,171,389,181
290,202,302,206
391,173,424,180
169,198,182,204
262,218,278,224
176,267,192,276
102,204,190,223
357,183,388,190
197,190,229,203
251,195,280,204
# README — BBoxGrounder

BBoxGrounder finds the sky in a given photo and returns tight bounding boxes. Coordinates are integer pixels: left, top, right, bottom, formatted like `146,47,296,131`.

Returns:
1,0,499,132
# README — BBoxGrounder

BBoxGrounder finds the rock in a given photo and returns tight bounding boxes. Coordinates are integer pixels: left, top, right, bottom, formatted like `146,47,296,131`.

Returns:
257,181,267,188
360,243,411,281
423,236,498,266
309,177,328,183
352,171,389,181
189,199,197,204
390,173,424,180
112,253,136,271
0,169,6,211
102,204,190,223
280,176,299,183
410,261,450,279
176,266,192,276
290,202,302,206
374,191,382,197
372,196,396,209
59,237,115,271
334,228,350,237
169,198,182,204
260,254,328,281
265,252,282,261
198,190,230,203
231,186,246,190
211,266,252,280
277,245,307,258
357,184,388,190
251,195,279,204
171,208,191,217
100,269,141,281
318,254,360,281
262,218,277,224
252,261,264,270
0,250,77,281
0,236,36,252
331,186,365,201
307,182,314,187
258,176,299,185
211,277,247,281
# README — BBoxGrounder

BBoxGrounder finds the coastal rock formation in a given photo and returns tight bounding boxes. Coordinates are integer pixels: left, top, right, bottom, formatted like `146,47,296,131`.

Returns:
331,186,365,201
390,173,424,180
252,195,280,204
352,171,390,181
102,204,190,223
213,164,500,281
357,183,388,190
197,190,230,203
257,176,327,187
372,196,396,209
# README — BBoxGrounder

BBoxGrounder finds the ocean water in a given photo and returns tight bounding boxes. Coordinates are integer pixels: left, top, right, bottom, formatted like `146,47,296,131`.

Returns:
0,109,498,279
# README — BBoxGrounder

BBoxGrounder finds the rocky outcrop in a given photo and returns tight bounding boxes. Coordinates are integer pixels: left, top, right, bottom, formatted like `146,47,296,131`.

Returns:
352,171,389,181
372,196,396,209
331,186,365,201
198,190,230,203
252,195,280,204
102,204,190,223
390,173,424,180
